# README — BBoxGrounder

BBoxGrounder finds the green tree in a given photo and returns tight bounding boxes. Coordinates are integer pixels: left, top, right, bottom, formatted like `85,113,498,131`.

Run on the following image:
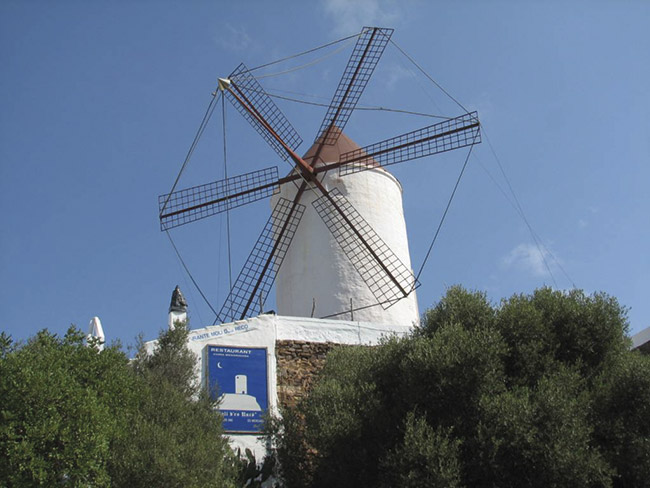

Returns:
476,367,612,487
270,286,647,488
122,322,238,488
0,324,239,487
592,351,650,487
380,412,462,488
0,327,136,486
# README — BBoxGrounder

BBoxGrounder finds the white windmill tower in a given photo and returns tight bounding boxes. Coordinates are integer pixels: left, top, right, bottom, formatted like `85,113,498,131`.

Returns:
273,129,419,325
158,27,480,327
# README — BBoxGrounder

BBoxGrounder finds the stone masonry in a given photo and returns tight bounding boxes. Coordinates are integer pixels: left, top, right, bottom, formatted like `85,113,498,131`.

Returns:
275,340,340,409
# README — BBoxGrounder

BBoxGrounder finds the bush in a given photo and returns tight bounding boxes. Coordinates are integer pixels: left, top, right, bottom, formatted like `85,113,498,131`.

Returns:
269,286,647,488
0,324,239,487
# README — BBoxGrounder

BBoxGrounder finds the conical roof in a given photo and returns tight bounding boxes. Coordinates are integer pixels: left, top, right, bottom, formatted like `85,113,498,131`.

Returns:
302,126,380,169
169,285,188,313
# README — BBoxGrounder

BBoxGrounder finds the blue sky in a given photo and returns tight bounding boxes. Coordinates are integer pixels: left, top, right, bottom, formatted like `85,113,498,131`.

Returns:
1,0,648,347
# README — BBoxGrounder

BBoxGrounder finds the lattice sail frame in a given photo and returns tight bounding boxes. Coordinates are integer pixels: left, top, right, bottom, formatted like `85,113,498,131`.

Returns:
315,27,394,146
227,63,303,161
217,197,306,322
338,112,481,175
158,166,280,231
312,188,418,309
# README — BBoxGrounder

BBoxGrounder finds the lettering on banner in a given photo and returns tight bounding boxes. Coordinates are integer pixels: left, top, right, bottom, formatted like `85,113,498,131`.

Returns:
190,322,250,342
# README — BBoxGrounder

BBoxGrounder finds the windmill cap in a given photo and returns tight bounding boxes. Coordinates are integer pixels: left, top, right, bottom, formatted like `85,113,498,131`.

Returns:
303,126,381,170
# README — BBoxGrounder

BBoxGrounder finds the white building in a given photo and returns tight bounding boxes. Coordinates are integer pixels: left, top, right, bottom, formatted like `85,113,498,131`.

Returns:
151,312,412,459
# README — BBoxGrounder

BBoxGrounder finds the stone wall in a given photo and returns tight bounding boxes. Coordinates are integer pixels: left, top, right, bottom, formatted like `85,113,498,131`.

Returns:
275,340,339,409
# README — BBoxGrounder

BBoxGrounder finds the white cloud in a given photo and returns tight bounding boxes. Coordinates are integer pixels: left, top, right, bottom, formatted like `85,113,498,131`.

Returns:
383,63,413,91
503,243,557,278
215,24,252,52
575,207,598,230
321,0,400,36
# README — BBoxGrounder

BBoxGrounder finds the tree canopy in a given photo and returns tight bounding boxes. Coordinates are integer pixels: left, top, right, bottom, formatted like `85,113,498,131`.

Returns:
0,324,239,487
270,287,649,488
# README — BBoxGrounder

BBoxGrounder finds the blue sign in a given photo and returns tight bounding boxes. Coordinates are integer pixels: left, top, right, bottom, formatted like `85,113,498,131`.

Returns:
206,345,269,433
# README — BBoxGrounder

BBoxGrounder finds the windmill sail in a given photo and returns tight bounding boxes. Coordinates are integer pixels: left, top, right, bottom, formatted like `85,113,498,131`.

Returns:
217,197,306,322
336,112,481,176
312,188,418,309
226,63,303,161
158,166,280,231
314,27,393,146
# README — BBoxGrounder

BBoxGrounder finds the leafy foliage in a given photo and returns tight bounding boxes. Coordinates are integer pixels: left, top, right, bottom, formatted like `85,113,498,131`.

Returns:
380,412,462,488
115,322,238,487
0,323,239,487
476,367,612,487
235,447,276,488
0,328,135,486
592,351,650,487
270,286,647,488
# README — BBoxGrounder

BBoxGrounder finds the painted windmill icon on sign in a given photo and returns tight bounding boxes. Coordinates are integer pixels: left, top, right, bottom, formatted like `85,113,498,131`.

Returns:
158,27,481,326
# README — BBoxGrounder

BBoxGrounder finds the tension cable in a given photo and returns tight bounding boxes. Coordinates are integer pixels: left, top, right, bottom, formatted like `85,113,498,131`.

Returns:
159,91,221,216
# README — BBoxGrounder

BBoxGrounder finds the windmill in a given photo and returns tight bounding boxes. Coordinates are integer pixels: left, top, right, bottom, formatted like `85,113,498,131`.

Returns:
158,27,480,325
